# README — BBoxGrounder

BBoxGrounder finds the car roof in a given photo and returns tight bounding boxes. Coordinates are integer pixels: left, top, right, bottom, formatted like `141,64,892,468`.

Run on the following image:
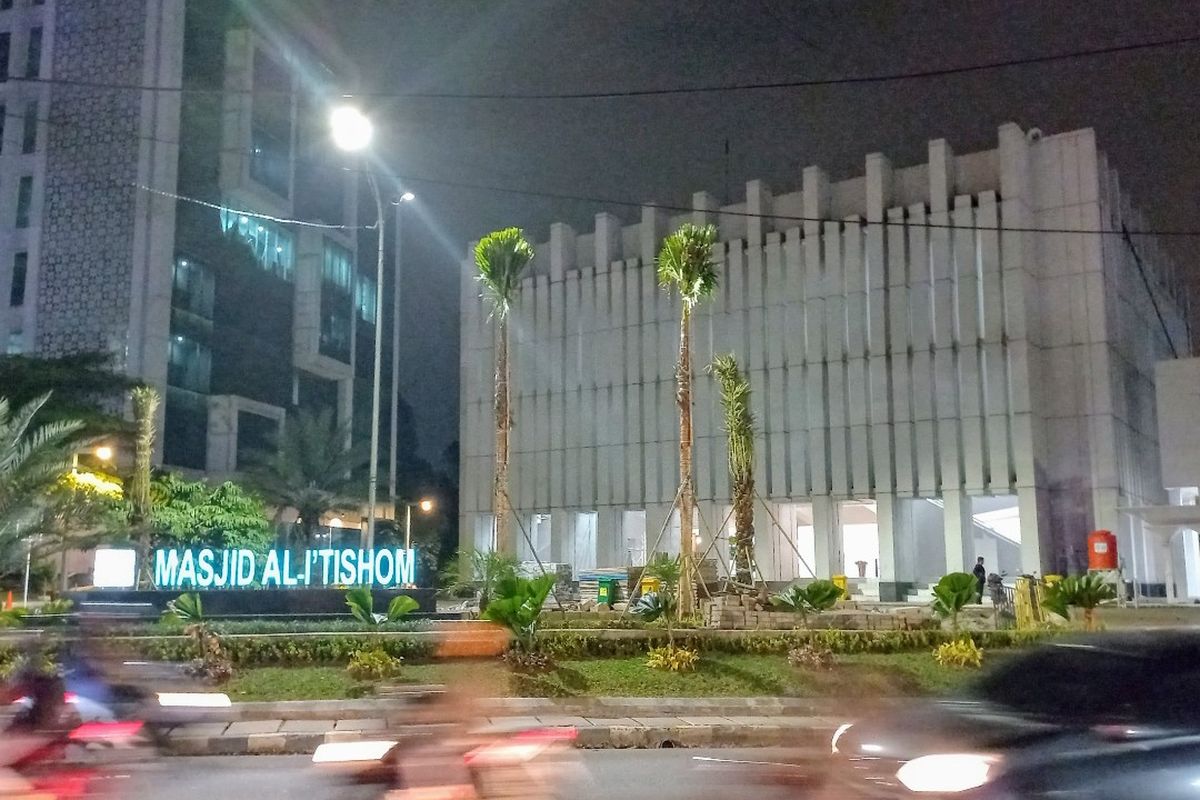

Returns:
1039,629,1200,660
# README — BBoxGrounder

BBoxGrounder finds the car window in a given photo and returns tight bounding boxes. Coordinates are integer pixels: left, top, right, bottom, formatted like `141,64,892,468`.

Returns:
974,648,1153,718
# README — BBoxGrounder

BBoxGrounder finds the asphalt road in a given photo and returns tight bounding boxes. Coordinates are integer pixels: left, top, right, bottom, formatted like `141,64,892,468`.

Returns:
120,750,800,800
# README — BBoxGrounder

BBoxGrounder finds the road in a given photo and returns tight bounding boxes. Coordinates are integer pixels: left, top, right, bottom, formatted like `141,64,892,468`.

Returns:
119,750,800,800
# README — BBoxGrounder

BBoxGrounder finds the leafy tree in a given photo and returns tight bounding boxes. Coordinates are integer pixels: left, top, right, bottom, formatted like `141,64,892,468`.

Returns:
708,353,757,586
344,586,419,626
772,579,844,628
474,228,535,556
129,386,160,587
0,353,135,436
932,572,978,634
149,473,273,554
1042,574,1116,631
482,573,555,653
243,408,368,546
34,469,126,591
657,223,719,615
0,394,84,570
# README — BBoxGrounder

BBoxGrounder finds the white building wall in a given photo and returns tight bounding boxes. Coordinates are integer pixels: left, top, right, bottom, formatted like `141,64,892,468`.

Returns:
460,123,1189,588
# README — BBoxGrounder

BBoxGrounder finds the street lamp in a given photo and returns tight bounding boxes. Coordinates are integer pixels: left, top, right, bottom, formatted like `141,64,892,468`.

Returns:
331,105,386,550
388,192,415,532
400,497,436,550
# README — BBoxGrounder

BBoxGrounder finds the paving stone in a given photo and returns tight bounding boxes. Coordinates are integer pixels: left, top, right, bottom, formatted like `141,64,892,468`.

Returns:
226,720,283,735
631,717,691,727
279,720,335,733
245,734,287,754
169,722,229,738
533,715,593,727
723,716,780,727
333,718,387,732
323,730,368,743
581,717,643,727
678,716,733,726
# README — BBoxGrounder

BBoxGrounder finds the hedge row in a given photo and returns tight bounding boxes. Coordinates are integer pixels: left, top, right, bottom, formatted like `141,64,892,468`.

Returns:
125,633,438,666
106,618,433,637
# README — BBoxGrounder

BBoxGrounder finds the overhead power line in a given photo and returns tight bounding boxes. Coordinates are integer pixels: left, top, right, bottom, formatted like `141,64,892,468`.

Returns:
11,108,1200,240
5,33,1200,100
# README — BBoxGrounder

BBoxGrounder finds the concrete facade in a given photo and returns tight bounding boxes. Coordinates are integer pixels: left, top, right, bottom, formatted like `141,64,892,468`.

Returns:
0,0,390,481
459,124,1190,595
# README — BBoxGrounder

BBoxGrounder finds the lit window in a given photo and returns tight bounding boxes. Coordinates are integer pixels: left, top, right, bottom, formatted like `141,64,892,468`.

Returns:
219,207,294,280
167,334,212,394
7,330,23,355
356,275,377,323
322,239,353,291
171,255,214,319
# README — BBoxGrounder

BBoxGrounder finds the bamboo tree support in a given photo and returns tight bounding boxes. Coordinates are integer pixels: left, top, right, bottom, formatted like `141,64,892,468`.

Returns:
754,489,818,579
618,484,684,619
498,488,569,621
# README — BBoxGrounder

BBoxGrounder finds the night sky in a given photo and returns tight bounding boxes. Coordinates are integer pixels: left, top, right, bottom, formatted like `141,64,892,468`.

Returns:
312,0,1200,468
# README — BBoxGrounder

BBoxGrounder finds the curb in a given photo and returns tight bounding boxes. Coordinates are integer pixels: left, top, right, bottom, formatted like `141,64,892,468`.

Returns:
163,719,836,756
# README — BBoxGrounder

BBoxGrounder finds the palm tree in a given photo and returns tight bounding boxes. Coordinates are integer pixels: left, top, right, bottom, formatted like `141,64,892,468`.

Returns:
474,228,535,556
129,386,159,587
657,223,720,616
244,408,368,546
708,353,756,587
0,393,84,567
0,352,135,436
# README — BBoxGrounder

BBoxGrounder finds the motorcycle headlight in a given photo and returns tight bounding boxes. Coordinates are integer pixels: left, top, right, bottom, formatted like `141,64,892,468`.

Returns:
896,753,998,793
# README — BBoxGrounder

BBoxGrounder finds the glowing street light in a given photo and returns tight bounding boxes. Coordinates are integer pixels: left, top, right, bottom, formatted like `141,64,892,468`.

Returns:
401,497,436,550
418,498,434,513
329,106,373,152
94,445,114,462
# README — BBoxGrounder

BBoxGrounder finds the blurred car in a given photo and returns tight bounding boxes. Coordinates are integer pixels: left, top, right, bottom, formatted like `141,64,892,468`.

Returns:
820,631,1200,798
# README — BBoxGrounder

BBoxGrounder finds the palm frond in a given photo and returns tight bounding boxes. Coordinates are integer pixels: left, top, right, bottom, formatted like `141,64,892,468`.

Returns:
656,223,719,310
475,228,535,320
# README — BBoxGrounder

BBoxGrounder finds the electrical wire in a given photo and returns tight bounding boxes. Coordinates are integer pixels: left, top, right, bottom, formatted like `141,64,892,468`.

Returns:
4,33,1199,100
132,183,374,230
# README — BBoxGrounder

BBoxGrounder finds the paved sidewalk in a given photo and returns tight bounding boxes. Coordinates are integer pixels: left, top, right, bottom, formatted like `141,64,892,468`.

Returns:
163,697,850,755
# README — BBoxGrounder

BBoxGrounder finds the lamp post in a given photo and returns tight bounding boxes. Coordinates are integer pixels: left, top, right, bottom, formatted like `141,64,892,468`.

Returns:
331,105,386,550
401,497,435,550
389,191,415,534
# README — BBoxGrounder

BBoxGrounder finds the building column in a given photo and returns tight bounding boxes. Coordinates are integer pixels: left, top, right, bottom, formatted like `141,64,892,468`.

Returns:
1017,486,1043,575
595,507,621,567
550,510,571,566
813,496,840,577
942,489,973,574
876,493,917,599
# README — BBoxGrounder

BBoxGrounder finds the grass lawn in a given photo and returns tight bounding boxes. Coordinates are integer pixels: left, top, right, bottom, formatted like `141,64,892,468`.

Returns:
223,652,987,702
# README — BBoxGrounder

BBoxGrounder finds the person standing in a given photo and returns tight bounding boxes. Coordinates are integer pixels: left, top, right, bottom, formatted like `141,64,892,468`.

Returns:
973,557,987,604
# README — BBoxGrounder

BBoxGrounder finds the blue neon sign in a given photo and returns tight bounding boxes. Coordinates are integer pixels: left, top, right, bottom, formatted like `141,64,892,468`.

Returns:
152,547,417,589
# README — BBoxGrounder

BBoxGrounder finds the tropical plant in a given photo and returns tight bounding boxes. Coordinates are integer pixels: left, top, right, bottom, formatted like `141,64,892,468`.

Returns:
633,553,684,645
657,223,719,615
707,354,758,586
482,573,555,654
149,474,273,554
1042,574,1116,631
243,408,368,546
345,587,419,626
646,644,699,672
0,393,85,567
469,549,520,611
772,579,844,627
347,648,404,681
933,638,984,669
164,591,204,622
474,228,535,556
931,572,978,634
0,352,135,436
129,386,159,587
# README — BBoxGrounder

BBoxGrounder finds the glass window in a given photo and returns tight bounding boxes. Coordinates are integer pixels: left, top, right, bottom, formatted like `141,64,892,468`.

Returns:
356,275,377,323
21,99,36,153
6,330,23,355
0,103,6,155
0,1,13,11
9,251,27,307
31,0,44,6
171,256,214,319
219,208,295,280
15,175,33,228
0,33,10,82
249,49,292,198
24,26,40,78
322,239,353,291
167,333,212,394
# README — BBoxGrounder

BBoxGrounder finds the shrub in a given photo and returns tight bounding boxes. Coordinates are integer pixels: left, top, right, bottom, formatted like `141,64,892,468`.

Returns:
933,639,984,669
33,598,73,616
345,587,419,626
932,573,978,633
0,608,25,628
502,648,555,673
183,624,233,684
1042,574,1116,631
788,642,834,670
483,574,555,653
772,579,844,627
347,649,404,681
164,592,204,622
646,645,699,672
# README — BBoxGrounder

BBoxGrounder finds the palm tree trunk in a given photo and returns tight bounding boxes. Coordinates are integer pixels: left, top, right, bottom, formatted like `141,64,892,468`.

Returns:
733,474,754,585
493,317,513,555
677,309,696,617
130,387,159,588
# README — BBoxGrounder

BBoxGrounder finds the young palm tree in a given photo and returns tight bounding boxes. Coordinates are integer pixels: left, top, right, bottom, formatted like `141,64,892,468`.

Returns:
0,393,84,561
708,353,756,587
657,223,719,616
129,385,159,586
475,228,535,556
244,408,368,546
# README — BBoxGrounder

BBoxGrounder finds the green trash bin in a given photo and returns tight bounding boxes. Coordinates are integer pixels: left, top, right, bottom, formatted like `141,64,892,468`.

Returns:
597,578,617,607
